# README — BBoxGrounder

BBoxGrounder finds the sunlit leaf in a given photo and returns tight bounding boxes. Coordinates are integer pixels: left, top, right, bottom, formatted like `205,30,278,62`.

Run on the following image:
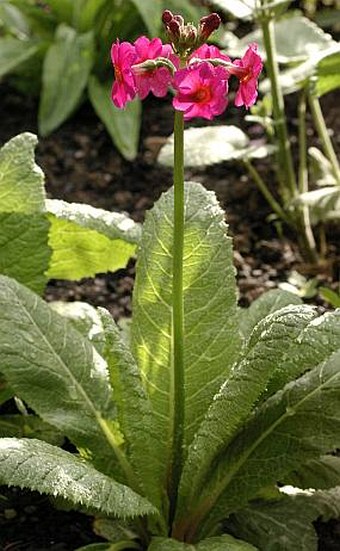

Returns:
0,37,39,78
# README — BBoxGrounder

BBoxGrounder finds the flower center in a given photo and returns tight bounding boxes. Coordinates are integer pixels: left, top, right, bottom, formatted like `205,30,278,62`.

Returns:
192,86,212,103
114,64,123,83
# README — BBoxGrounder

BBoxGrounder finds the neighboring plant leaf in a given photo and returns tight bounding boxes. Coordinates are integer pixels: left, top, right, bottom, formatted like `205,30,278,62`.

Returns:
308,146,337,187
131,182,240,488
198,348,340,536
46,198,140,280
0,133,45,213
0,2,30,37
319,287,340,308
0,438,155,517
88,76,141,161
45,0,73,24
129,0,162,36
148,534,257,550
158,126,274,168
75,544,138,551
315,50,340,97
207,0,259,20
227,15,336,64
260,44,340,96
39,24,94,136
176,305,318,522
239,289,302,341
0,213,51,294
0,275,125,479
287,455,340,490
72,0,108,33
99,309,164,511
0,414,64,446
294,187,340,225
49,301,105,354
93,516,138,543
0,37,39,78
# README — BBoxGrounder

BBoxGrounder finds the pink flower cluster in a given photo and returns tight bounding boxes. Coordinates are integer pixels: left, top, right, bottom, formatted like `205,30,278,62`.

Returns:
111,37,262,120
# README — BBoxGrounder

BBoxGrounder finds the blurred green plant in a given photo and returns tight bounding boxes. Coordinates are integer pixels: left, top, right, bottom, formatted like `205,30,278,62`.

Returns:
0,0,203,159
159,2,339,263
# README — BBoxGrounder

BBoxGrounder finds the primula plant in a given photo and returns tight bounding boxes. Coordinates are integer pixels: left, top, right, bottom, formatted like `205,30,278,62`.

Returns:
1,10,340,551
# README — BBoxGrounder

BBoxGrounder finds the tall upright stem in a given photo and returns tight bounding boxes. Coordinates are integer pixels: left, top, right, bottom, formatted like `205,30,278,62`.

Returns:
308,90,340,185
169,108,185,528
259,14,297,204
297,90,318,262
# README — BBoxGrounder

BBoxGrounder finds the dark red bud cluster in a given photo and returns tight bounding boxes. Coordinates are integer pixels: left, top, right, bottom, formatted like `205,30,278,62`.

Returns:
162,10,221,57
198,13,221,41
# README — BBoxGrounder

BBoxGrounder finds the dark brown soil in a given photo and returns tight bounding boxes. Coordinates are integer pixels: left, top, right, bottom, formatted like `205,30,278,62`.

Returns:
0,79,339,550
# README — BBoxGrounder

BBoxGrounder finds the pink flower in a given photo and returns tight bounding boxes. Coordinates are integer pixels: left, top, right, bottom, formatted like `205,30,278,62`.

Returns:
133,36,178,99
230,43,263,108
173,63,228,120
191,44,231,65
111,40,137,108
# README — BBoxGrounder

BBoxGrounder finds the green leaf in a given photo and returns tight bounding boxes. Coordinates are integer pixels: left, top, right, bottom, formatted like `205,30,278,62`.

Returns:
228,15,336,64
75,544,137,551
39,24,94,136
45,0,73,24
158,127,274,168
176,305,318,523
99,309,164,511
88,76,141,161
131,182,240,489
129,0,162,36
226,494,319,551
198,348,340,536
0,438,155,517
0,414,63,446
294,187,340,225
207,0,259,20
0,373,13,406
0,133,46,213
227,486,340,551
0,2,30,37
0,213,51,294
148,535,257,550
260,44,340,96
239,289,302,342
315,50,340,96
46,198,140,280
319,287,340,308
0,275,125,479
0,37,39,78
72,0,108,32
287,455,340,490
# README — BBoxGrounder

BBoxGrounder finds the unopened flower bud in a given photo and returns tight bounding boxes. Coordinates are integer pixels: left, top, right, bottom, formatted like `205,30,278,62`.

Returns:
162,9,173,24
198,13,221,42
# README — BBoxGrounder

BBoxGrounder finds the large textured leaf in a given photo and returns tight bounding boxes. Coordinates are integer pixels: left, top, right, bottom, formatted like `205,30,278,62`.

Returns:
88,76,141,161
46,198,140,280
49,301,105,354
227,15,336,63
0,37,39,78
0,275,127,480
148,535,257,550
227,486,340,551
0,213,50,293
176,305,318,523
0,133,45,213
0,438,155,518
39,24,94,136
131,182,239,486
196,348,340,537
158,127,274,168
239,289,302,341
99,309,164,512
